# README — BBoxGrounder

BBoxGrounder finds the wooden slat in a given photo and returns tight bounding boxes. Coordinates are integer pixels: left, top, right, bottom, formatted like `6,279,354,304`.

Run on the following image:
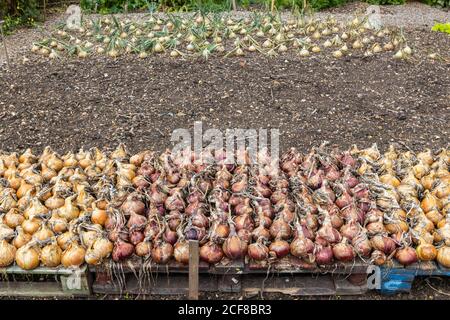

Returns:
188,240,199,300
0,265,87,275
92,274,218,295
334,276,368,295
0,280,89,297
242,274,336,296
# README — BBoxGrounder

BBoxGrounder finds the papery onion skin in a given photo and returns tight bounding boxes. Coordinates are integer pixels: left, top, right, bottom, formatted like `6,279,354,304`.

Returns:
437,246,450,268
40,243,62,267
315,245,334,265
61,242,86,267
200,241,224,264
332,240,355,262
15,244,40,270
247,241,269,261
416,243,437,261
135,241,152,257
290,236,314,258
395,247,418,266
112,240,135,262
223,235,247,260
269,239,290,258
174,240,190,264
151,242,173,264
0,240,16,267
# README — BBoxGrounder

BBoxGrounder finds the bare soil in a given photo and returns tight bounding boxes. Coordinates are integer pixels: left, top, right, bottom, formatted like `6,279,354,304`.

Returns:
0,28,449,155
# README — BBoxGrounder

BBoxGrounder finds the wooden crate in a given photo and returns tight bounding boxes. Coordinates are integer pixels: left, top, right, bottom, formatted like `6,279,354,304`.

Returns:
0,265,91,297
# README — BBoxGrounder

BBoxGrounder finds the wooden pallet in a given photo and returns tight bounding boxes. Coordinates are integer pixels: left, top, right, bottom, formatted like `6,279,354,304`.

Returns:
0,265,91,297
89,254,370,296
380,261,450,295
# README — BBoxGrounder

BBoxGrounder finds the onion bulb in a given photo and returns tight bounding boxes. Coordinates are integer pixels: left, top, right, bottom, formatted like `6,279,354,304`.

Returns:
174,240,190,264
15,242,40,270
416,242,437,261
61,242,86,267
13,227,32,248
269,239,290,259
247,238,269,261
151,241,173,264
395,247,418,266
40,240,62,267
437,246,450,268
0,239,16,267
223,231,247,260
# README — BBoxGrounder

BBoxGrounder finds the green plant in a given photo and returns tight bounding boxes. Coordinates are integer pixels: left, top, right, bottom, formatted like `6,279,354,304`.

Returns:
422,0,450,7
432,22,450,34
365,0,405,5
0,0,40,33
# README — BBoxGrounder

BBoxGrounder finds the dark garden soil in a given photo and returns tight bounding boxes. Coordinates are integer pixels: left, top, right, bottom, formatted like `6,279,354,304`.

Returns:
0,28,449,155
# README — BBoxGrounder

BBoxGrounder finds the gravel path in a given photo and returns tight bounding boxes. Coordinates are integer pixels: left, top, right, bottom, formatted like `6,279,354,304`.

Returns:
0,2,449,65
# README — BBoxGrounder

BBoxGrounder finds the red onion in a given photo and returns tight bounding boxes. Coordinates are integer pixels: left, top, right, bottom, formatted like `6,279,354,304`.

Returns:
151,241,173,264
229,194,244,206
252,225,271,241
187,191,204,204
121,193,146,216
395,247,418,266
185,226,206,242
339,151,356,168
342,168,359,188
255,182,272,197
112,239,134,262
352,185,369,199
174,240,189,264
315,245,334,265
340,220,360,240
223,230,247,259
144,219,162,240
335,189,353,209
352,232,372,257
167,171,180,185
317,215,342,244
270,190,288,205
269,239,290,258
231,176,247,193
269,218,292,240
370,235,396,255
137,163,155,177
332,239,355,262
191,211,209,228
165,192,185,211
108,228,129,242
324,164,341,182
150,185,167,205
127,212,147,230
290,225,314,258
237,229,252,243
234,214,254,231
167,211,182,231
200,241,224,264
163,228,178,245
235,202,253,216
211,222,230,242
307,169,323,190
248,239,269,261
129,230,144,245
